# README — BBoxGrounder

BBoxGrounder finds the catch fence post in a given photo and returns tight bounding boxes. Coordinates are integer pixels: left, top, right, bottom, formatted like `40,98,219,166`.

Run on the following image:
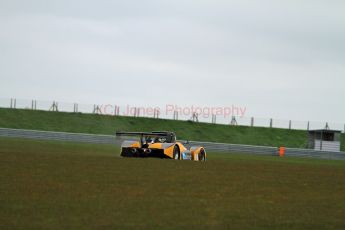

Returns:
307,121,310,131
251,117,254,127
154,108,160,119
173,111,178,120
230,116,237,125
212,114,216,124
133,107,139,117
114,106,120,116
289,120,291,130
73,103,78,113
270,118,273,128
50,101,58,112
93,105,102,114
325,122,329,130
192,113,199,122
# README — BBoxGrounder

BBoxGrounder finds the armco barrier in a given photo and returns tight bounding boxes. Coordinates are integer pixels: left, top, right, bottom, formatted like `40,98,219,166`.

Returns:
0,127,121,145
0,128,344,160
186,141,277,155
284,148,345,160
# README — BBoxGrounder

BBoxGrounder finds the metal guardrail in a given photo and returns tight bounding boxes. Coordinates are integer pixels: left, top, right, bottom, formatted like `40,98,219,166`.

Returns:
0,128,344,160
186,141,277,155
284,148,345,160
187,140,345,160
0,128,121,145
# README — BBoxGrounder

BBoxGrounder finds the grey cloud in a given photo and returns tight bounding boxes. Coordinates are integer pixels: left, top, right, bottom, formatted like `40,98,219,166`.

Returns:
0,0,345,123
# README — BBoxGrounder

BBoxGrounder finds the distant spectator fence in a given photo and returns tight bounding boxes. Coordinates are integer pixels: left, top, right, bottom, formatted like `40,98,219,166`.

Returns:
1,97,344,132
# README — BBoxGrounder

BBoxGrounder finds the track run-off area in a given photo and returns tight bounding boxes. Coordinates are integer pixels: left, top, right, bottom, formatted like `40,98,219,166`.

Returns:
1,137,345,229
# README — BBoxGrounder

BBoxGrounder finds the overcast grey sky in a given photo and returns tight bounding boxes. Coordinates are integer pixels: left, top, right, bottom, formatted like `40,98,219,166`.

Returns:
1,0,344,122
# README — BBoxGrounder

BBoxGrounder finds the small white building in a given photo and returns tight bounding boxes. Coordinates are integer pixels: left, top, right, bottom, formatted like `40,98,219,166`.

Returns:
308,129,341,152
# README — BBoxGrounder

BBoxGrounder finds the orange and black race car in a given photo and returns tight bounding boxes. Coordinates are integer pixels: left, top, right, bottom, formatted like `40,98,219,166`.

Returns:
116,131,206,161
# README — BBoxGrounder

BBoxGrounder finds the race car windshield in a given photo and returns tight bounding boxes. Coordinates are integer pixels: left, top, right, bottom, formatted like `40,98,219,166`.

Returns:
145,137,154,143
145,136,168,143
157,137,167,143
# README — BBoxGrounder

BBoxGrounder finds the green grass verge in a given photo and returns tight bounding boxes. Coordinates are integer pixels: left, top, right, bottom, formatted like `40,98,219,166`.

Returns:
0,108,314,149
1,137,345,229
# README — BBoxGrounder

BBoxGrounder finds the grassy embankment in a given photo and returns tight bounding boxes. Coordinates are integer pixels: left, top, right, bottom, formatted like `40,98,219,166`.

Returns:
0,108,315,149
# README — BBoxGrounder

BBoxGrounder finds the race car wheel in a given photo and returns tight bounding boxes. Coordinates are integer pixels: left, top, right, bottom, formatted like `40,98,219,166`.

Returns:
173,145,180,160
199,148,206,161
